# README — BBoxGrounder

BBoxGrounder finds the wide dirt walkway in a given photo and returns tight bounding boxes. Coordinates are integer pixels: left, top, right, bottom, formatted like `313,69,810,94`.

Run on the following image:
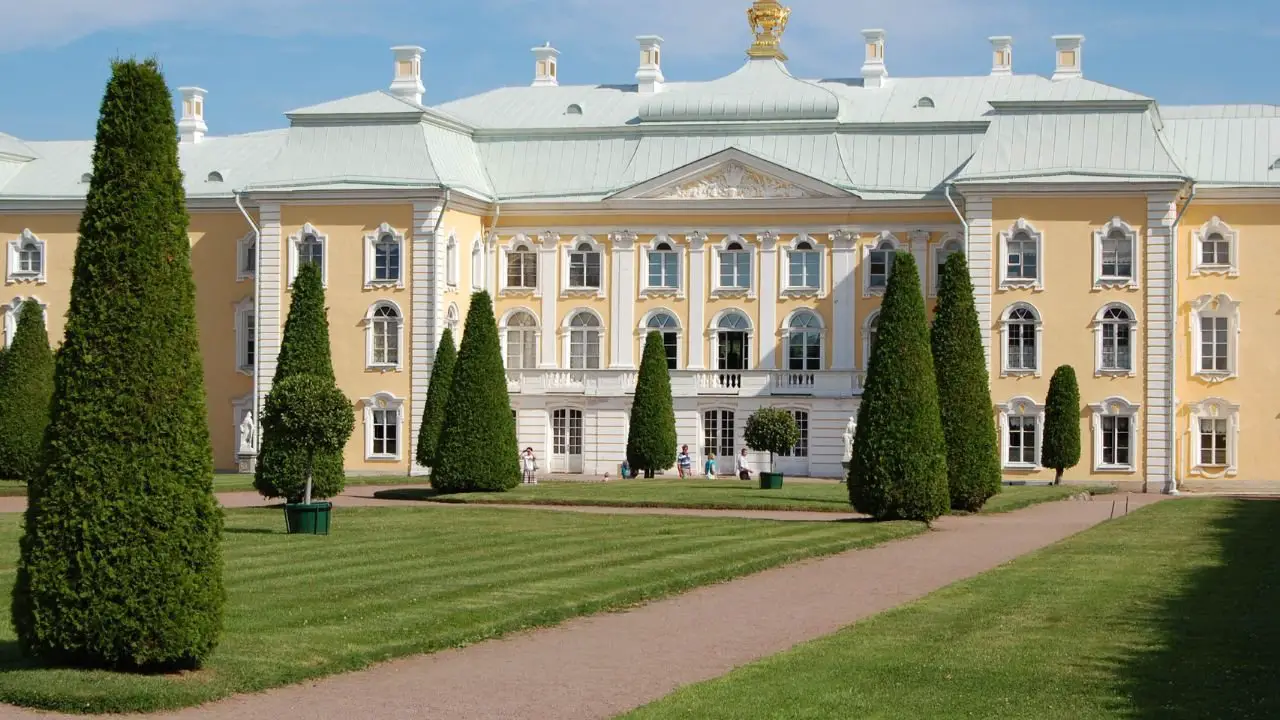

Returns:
3,493,1162,720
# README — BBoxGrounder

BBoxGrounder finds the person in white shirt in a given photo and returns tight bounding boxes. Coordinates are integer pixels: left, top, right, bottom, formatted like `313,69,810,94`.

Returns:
521,447,538,485
736,448,752,481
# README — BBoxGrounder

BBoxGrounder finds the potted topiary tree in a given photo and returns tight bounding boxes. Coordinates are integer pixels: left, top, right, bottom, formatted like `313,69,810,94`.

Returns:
263,375,354,534
744,407,799,490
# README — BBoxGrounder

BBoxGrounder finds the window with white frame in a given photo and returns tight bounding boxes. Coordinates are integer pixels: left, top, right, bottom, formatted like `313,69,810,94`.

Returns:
445,236,458,287
997,397,1044,469
567,311,602,370
1192,216,1239,276
506,241,538,290
717,239,752,291
1001,304,1042,375
931,237,963,296
786,239,822,291
714,311,753,372
646,240,681,291
1093,218,1138,288
445,303,460,336
234,297,255,375
1190,293,1240,380
1189,397,1240,476
865,235,897,294
778,410,810,458
567,241,602,290
786,310,823,372
289,223,327,286
366,302,403,370
7,229,45,284
2,297,46,348
644,311,680,370
363,393,404,460
236,232,256,281
503,310,539,370
862,311,880,370
1094,304,1137,375
1089,397,1140,472
999,219,1043,289
471,238,485,290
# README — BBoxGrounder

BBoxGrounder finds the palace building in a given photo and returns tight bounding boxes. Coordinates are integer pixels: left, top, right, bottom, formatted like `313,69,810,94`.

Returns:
0,1,1275,490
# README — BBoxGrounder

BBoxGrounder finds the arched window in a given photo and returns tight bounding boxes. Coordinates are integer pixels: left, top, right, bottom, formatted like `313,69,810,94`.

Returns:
1193,217,1239,276
445,304,460,336
234,296,255,375
645,311,680,370
646,240,680,290
366,302,403,369
568,311,602,370
507,242,537,289
290,223,328,286
867,238,896,291
787,240,821,290
299,233,323,270
568,241,602,289
786,311,822,371
718,240,752,290
1093,218,1138,287
1006,231,1037,280
1000,219,1044,289
1095,304,1136,374
445,236,458,287
715,311,752,373
17,239,40,275
1100,229,1132,279
471,239,485,290
862,311,881,369
932,237,963,296
1001,304,1041,375
8,229,46,283
503,310,538,370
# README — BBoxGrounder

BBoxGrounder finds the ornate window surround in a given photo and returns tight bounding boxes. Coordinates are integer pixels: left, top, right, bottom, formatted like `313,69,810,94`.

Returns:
1091,302,1139,377
445,302,460,336
637,308,682,369
6,229,46,285
235,231,256,282
1191,216,1240,277
711,234,756,298
1188,396,1241,478
1088,396,1142,474
861,231,900,299
1092,217,1140,289
444,233,459,288
560,233,606,298
996,396,1046,470
2,295,48,348
289,222,329,287
499,307,541,370
999,302,1044,378
639,233,685,299
361,392,406,462
1189,293,1241,382
470,236,486,291
861,309,880,371
499,233,540,296
998,218,1045,291
782,308,825,371
929,233,964,297
362,222,406,289
561,307,606,370
707,308,755,371
363,299,405,372
780,233,827,298
234,295,255,376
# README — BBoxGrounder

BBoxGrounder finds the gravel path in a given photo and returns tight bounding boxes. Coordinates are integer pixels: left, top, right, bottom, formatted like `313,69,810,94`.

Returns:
1,493,1163,720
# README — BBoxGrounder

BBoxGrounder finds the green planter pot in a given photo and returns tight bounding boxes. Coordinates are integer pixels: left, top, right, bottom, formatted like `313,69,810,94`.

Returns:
759,472,784,490
284,502,333,535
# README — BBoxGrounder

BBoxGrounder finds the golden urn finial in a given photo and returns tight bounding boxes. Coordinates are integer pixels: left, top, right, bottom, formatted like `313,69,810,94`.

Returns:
746,0,791,61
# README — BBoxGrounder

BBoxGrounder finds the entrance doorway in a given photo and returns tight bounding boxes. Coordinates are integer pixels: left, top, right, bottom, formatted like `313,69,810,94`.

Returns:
551,409,584,473
703,410,736,475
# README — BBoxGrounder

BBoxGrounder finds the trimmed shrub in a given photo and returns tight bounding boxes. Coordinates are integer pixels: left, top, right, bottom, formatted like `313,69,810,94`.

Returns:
254,262,345,502
744,408,799,474
848,251,950,523
0,299,55,482
12,59,224,670
416,328,457,469
626,331,677,478
931,253,1002,512
1041,365,1082,485
432,291,521,493
259,375,354,501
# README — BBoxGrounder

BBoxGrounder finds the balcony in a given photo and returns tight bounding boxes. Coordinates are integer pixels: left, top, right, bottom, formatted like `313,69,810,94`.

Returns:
506,369,865,398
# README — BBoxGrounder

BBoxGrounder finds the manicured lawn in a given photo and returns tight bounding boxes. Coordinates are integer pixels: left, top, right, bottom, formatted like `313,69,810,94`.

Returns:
210,473,421,493
0,481,24,498
624,498,1280,720
380,479,1114,515
0,507,922,713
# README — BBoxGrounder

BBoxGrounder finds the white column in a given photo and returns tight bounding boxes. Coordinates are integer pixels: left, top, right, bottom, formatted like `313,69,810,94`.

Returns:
757,231,779,370
409,200,445,474
910,230,929,296
830,230,857,371
254,202,283,449
687,232,707,370
1146,192,1177,493
964,195,994,374
538,231,560,369
610,231,638,369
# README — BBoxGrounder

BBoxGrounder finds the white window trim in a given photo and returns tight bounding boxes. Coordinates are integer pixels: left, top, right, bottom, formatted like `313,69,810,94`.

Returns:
361,222,406,289
1191,216,1240,277
780,233,827,298
1091,302,1139,377
1092,217,1140,290
637,308,683,370
1000,302,1044,378
1089,396,1141,474
364,300,405,372
445,302,461,337
708,308,755,371
640,233,685,299
561,233,606,298
996,396,1046,470
929,234,964,297
499,234,539,296
861,309,880,371
998,218,1045,291
711,234,756,299
1188,397,1241,478
562,307,606,370
499,307,541,371
362,392,406,462
235,231,256,282
470,235,486,291
7,229,47,285
782,308,825,371
444,233,459,288
234,295,255,376
861,231,900,299
2,295,48,348
288,222,329,287
1189,293,1241,382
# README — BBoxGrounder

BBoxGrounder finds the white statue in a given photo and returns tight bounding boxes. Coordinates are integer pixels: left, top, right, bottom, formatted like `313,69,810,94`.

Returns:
842,417,856,462
239,410,256,453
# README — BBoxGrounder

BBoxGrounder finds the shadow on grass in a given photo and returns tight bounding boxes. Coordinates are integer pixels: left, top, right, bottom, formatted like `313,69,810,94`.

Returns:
1114,498,1280,719
223,527,277,535
374,488,444,502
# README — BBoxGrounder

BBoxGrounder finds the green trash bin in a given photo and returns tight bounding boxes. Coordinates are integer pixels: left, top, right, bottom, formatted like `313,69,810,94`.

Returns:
284,502,333,535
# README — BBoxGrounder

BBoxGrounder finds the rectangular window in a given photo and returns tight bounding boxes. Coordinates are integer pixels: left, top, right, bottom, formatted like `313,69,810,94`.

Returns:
1101,416,1131,467
506,330,537,370
1202,237,1231,267
1101,242,1132,278
1007,325,1036,371
570,331,601,370
779,411,810,458
372,409,399,457
789,252,820,289
1007,416,1037,465
648,252,679,289
661,332,678,370
242,242,256,275
244,312,255,368
719,252,751,288
1007,239,1037,280
1199,418,1228,466
1101,324,1131,371
569,251,601,289
1199,317,1229,372
507,252,537,289
868,250,891,289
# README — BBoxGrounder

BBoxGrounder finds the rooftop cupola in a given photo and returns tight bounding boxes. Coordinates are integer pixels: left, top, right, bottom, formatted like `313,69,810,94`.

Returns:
389,45,425,105
532,43,560,87
178,87,207,144
861,29,887,88
746,0,791,62
636,35,665,95
1052,34,1084,80
989,36,1013,76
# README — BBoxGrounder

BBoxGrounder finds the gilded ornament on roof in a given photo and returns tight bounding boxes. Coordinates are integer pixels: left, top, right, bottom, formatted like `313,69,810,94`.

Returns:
747,0,791,61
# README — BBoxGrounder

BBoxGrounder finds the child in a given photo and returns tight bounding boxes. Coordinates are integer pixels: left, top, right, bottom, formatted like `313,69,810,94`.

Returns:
677,445,692,479
620,459,631,480
704,452,717,480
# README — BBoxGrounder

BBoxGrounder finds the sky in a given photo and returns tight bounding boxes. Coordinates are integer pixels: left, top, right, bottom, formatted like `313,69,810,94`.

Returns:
1,0,1278,141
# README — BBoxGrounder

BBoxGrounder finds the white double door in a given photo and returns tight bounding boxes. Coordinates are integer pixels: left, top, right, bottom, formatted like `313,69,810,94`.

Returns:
551,409,584,474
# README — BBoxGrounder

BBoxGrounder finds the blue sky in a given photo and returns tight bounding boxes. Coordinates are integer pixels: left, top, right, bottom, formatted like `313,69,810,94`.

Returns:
1,0,1277,141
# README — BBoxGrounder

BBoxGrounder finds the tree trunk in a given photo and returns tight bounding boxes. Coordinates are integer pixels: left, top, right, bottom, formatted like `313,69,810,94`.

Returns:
645,468,655,479
1054,468,1063,486
303,452,315,504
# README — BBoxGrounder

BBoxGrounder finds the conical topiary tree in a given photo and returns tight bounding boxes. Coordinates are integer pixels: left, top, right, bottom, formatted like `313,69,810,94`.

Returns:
1042,365,1082,485
931,253,1002,512
416,328,456,470
432,291,520,493
0,299,55,482
848,252,949,522
12,59,224,670
626,331,677,478
254,262,345,502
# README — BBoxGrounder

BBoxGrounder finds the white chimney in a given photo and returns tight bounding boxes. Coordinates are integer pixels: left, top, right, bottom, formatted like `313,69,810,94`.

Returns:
389,45,425,105
178,87,208,144
636,35,665,95
861,29,887,88
989,36,1013,76
532,43,560,87
1052,35,1084,81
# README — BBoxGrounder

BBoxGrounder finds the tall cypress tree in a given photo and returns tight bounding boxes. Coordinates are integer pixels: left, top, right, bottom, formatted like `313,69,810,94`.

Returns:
931,253,1002,511
416,327,456,469
0,299,55,482
626,331,677,478
1041,365,1082,485
848,252,949,522
255,262,345,501
432,291,520,493
12,59,223,670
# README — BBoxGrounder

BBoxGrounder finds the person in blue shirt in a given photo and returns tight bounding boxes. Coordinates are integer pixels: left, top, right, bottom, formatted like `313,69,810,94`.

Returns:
677,445,693,478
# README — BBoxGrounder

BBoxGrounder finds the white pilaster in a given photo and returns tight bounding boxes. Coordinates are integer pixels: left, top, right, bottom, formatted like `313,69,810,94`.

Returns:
687,232,707,370
410,200,444,474
610,231,638,369
538,231,560,369
758,232,779,370
830,230,857,371
255,202,283,449
964,195,994,373
909,230,929,296
1146,192,1177,493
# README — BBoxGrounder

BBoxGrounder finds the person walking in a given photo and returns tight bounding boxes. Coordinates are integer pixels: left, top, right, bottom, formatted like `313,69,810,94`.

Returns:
521,447,538,485
677,445,693,479
704,452,717,480
736,448,752,481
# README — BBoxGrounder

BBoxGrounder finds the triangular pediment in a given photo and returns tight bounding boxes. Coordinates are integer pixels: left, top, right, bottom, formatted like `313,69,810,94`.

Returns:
611,148,852,201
